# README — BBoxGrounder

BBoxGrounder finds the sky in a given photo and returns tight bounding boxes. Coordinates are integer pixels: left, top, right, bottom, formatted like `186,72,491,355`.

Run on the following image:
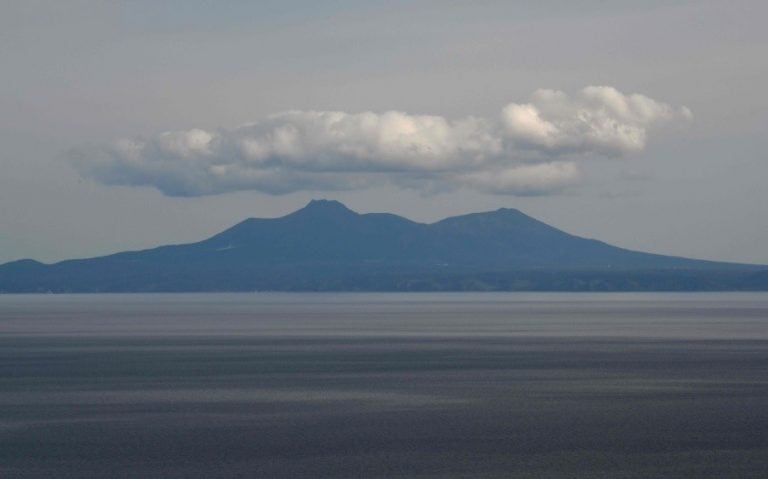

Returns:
1,0,767,265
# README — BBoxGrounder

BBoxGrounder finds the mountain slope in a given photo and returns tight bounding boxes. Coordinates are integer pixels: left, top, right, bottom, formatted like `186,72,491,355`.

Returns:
1,200,765,292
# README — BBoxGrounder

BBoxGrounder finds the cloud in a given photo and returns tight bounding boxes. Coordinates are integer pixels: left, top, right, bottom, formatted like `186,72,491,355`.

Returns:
70,86,690,197
459,162,581,196
502,86,692,156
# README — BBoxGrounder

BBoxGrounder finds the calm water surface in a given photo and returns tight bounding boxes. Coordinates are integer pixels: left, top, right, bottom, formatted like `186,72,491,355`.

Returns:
1,293,767,478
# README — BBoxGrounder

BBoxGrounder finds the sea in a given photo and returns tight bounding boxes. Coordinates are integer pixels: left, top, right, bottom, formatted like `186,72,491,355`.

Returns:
1,293,767,478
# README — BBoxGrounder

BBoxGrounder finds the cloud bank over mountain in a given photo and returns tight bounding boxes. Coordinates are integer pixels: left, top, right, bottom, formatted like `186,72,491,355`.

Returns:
70,86,690,197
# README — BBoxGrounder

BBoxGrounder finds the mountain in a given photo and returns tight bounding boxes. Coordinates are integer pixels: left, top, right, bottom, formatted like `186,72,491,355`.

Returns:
1,199,766,292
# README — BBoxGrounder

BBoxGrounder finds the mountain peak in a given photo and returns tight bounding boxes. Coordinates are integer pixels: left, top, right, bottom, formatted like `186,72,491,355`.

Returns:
494,207,525,216
306,198,349,208
290,199,358,218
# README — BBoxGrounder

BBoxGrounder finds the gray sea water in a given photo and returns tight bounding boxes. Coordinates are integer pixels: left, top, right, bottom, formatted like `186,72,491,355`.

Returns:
1,293,767,478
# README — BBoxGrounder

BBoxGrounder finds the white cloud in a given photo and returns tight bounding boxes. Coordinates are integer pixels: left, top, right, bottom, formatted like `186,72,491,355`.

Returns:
233,110,501,172
71,86,690,197
502,86,692,156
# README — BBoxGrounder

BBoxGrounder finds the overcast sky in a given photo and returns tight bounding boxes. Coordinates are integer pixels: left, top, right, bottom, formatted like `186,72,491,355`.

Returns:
1,0,766,265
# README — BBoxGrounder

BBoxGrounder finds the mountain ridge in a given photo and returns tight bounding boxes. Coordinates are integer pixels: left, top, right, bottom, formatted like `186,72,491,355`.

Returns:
1,200,766,292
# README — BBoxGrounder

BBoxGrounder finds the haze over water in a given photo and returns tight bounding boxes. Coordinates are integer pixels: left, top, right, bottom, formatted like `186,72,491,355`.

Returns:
2,293,768,478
